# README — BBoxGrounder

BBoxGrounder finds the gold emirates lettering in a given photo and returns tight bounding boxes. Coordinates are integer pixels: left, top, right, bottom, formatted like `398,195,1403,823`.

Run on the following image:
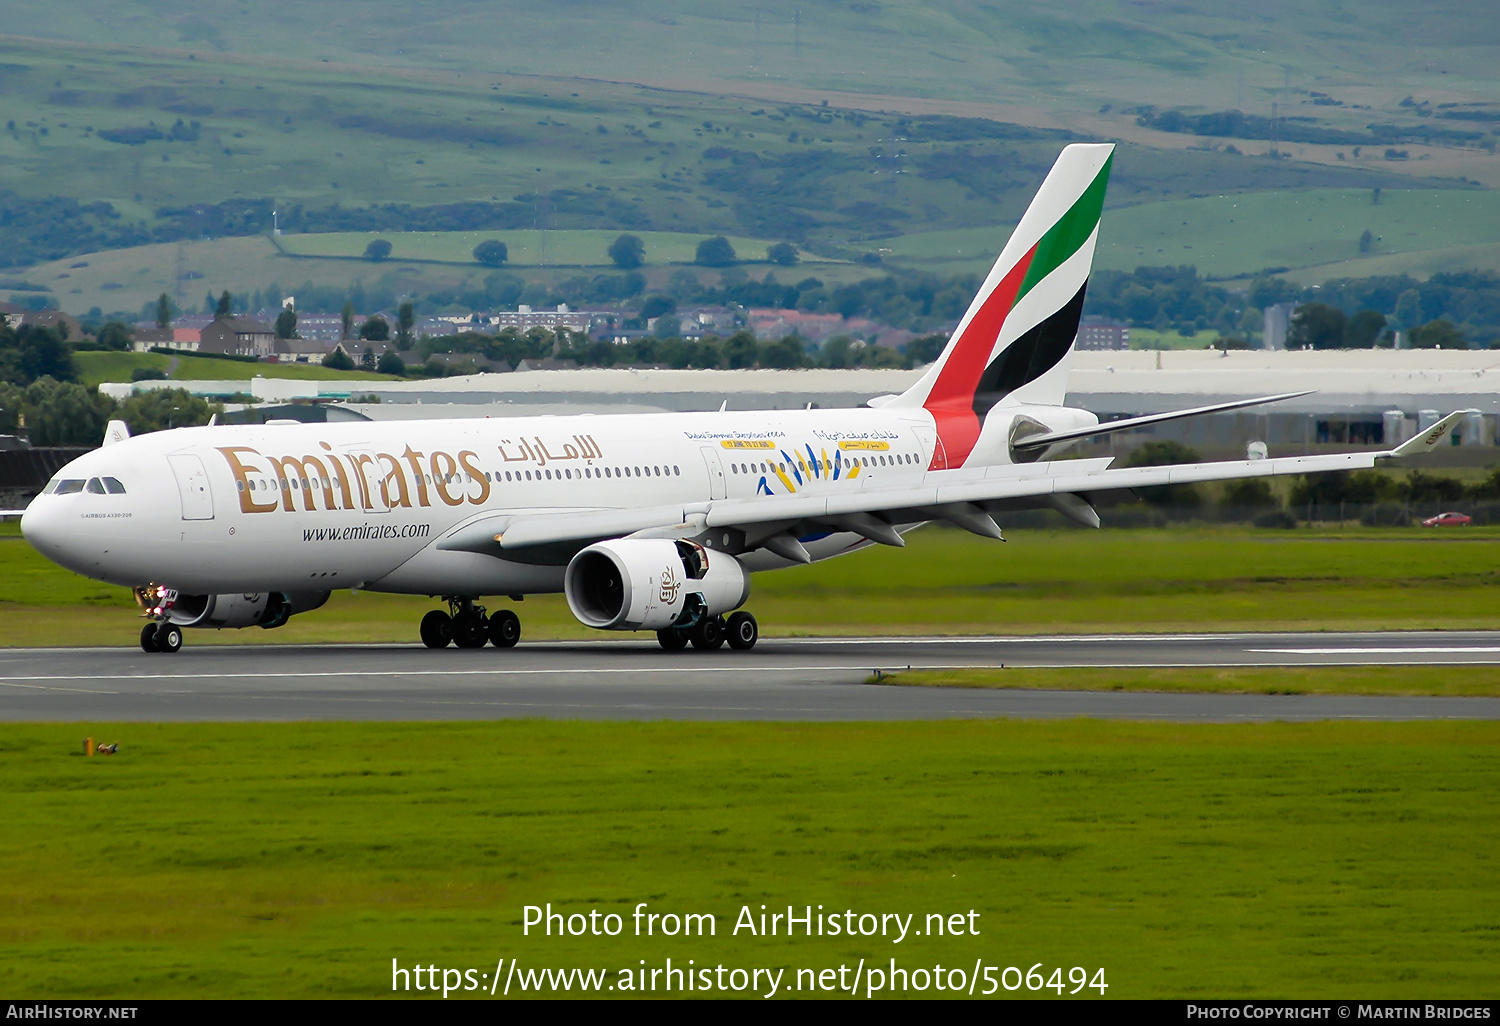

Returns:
217,444,490,514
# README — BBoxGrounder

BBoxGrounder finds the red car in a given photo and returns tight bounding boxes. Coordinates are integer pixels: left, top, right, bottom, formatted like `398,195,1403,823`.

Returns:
1422,511,1472,527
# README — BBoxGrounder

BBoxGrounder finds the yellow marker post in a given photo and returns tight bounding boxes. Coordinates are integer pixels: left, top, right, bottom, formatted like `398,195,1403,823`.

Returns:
85,737,93,757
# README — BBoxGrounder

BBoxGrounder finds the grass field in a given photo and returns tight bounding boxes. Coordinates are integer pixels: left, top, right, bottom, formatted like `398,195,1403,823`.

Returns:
73,351,389,388
274,229,832,268
888,189,1500,279
36,184,1500,317
7,522,1500,654
883,666,1500,697
0,719,1495,998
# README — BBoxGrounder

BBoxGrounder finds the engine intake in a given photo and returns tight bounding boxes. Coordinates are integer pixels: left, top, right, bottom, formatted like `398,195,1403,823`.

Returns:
564,539,749,630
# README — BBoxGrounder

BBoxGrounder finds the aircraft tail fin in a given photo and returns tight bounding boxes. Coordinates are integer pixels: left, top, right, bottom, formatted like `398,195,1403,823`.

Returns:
102,420,131,446
891,142,1113,469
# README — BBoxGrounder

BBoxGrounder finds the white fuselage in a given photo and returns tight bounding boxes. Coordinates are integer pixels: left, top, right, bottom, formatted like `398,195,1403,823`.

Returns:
23,404,1044,598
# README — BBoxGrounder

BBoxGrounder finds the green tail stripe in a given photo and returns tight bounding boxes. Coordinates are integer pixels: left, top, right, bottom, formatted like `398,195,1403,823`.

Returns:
1016,151,1113,303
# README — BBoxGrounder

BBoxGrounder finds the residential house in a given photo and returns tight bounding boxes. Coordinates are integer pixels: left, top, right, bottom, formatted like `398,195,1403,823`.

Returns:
198,317,276,358
1076,318,1130,351
131,327,201,352
272,338,328,364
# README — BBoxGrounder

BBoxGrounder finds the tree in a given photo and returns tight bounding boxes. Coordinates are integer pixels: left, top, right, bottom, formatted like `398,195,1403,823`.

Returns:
905,333,946,366
640,295,676,320
360,348,377,369
1359,229,1374,254
215,290,232,320
652,315,682,340
1393,289,1422,331
22,378,114,445
608,234,645,270
274,307,298,340
473,239,509,267
1125,441,1203,508
0,324,78,386
359,316,390,342
1409,319,1466,349
115,387,219,435
721,330,758,369
1344,309,1386,348
363,238,392,261
0,382,22,432
155,292,174,329
324,349,356,371
377,350,406,376
341,300,355,341
397,301,415,345
1221,477,1276,509
767,242,799,266
695,236,737,267
1288,302,1346,349
96,321,134,352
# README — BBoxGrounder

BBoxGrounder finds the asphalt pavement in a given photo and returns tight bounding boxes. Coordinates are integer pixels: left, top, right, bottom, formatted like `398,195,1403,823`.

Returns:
1,632,1498,721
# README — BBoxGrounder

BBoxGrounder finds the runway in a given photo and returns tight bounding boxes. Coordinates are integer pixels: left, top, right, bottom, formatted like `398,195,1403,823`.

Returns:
2,631,1499,722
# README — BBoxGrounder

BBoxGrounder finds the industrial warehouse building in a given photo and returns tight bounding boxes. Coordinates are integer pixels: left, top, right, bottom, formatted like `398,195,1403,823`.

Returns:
97,349,1500,465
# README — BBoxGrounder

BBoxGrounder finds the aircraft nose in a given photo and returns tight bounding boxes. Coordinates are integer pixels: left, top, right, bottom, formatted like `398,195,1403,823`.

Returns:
19,501,63,558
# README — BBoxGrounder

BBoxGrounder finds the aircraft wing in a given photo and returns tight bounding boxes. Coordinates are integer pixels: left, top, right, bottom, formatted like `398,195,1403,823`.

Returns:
452,411,1468,559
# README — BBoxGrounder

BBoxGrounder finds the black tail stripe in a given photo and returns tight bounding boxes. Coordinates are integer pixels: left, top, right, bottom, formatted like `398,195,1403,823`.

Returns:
972,280,1088,420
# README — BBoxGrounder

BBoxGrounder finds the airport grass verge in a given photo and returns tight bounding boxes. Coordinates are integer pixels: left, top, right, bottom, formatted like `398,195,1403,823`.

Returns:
6,524,1500,660
875,666,1500,698
0,719,1494,998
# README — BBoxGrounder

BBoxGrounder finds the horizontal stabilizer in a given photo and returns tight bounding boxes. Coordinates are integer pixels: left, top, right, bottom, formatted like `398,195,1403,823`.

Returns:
1012,391,1314,451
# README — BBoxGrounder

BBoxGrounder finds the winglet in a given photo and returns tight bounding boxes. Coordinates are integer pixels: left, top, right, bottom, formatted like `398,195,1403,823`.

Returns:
1385,410,1471,458
102,420,131,446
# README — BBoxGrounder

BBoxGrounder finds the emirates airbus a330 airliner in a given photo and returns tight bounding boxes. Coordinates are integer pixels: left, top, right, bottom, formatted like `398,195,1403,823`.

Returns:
19,144,1463,653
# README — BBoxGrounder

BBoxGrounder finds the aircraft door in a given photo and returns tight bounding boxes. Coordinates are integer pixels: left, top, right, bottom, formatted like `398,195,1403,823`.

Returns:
699,446,727,500
167,454,215,520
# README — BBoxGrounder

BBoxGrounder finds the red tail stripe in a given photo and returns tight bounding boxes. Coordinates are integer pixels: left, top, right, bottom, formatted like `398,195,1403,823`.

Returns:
923,244,1036,469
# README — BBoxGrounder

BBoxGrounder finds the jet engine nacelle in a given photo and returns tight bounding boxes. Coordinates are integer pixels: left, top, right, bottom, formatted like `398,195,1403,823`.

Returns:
157,590,330,629
564,539,749,630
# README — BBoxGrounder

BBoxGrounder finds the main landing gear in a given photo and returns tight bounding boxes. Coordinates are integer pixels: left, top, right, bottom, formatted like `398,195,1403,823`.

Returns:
655,611,759,652
420,597,521,650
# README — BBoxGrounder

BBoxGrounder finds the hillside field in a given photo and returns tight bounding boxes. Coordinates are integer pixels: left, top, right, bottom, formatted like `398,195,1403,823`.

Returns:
73,351,389,388
29,186,1500,318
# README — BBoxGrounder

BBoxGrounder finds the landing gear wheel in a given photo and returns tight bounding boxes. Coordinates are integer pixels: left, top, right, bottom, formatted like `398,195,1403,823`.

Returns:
726,611,759,651
140,623,160,653
488,609,521,648
452,613,488,649
154,623,183,653
690,615,726,651
656,627,690,651
420,610,452,649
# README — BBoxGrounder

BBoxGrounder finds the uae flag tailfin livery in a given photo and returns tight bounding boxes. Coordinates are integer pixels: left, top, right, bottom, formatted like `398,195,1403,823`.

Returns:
890,142,1114,470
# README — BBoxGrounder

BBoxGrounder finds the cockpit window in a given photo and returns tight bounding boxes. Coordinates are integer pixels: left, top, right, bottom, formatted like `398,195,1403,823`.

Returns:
53,479,86,495
103,477,126,494
86,478,106,494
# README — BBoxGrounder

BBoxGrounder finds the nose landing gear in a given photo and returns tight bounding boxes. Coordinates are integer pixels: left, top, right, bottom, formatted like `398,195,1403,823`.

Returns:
420,597,522,650
139,622,182,653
